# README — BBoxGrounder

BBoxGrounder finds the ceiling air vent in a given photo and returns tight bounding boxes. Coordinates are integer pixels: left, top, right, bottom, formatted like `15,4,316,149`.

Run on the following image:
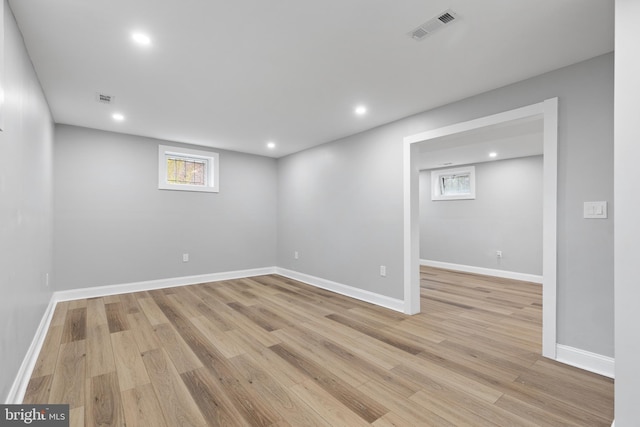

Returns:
438,12,456,24
96,93,115,104
409,9,459,41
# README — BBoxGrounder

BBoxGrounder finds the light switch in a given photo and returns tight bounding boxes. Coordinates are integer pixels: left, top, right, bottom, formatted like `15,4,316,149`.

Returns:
584,201,608,219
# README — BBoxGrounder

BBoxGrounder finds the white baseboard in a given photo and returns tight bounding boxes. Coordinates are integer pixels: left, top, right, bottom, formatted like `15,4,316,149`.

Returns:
5,298,58,404
420,259,543,284
275,267,405,313
556,344,615,379
53,267,277,302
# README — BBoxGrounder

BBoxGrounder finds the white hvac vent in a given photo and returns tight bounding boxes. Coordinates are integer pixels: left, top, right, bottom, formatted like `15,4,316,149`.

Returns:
409,9,459,41
96,93,115,104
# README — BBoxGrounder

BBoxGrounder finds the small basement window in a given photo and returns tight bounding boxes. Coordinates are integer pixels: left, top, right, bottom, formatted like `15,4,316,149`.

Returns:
158,145,219,193
431,166,475,200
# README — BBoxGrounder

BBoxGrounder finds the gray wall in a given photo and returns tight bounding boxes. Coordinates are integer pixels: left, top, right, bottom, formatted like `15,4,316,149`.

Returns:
420,156,543,275
0,2,54,401
278,52,614,357
278,125,405,298
614,0,640,424
54,125,278,290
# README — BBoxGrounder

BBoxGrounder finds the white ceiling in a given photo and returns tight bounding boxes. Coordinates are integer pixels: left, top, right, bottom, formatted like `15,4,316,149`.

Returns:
417,116,543,170
8,0,613,158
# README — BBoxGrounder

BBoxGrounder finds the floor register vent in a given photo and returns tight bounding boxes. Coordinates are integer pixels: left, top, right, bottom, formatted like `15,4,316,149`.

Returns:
409,9,459,41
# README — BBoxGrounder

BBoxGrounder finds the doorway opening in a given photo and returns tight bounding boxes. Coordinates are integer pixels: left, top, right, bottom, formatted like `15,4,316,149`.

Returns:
403,98,558,359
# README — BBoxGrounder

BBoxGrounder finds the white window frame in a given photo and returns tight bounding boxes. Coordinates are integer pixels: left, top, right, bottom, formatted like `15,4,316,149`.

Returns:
158,145,219,193
431,166,475,201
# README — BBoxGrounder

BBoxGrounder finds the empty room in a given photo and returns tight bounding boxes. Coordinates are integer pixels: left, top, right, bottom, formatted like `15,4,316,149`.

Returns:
2,0,639,426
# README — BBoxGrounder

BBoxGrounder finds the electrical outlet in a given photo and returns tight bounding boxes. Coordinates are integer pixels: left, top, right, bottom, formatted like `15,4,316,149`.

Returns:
183,253,189,262
496,250,503,258
294,251,299,259
380,265,387,277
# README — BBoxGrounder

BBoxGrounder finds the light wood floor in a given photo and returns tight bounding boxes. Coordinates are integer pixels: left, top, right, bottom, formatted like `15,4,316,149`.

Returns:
24,267,614,426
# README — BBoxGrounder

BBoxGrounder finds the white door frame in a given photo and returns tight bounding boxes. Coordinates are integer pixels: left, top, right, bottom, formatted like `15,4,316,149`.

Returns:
402,98,558,359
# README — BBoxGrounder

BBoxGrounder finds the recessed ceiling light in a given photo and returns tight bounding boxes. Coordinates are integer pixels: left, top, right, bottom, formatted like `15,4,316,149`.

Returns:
131,32,151,46
355,105,367,116
112,113,125,121
267,142,276,149
489,152,497,158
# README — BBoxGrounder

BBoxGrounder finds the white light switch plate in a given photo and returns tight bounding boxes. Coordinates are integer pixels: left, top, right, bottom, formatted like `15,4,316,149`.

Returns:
584,201,608,219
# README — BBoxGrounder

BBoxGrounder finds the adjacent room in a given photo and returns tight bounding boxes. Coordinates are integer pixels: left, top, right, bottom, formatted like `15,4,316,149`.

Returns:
2,0,638,425
417,118,544,282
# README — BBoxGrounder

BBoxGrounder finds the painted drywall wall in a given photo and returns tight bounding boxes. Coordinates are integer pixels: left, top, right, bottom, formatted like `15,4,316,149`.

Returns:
278,124,405,298
278,52,613,357
54,125,277,290
0,2,54,401
614,0,640,424
420,156,543,275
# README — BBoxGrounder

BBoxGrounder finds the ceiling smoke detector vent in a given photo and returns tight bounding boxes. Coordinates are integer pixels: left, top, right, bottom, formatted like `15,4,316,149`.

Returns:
409,9,459,41
96,93,115,104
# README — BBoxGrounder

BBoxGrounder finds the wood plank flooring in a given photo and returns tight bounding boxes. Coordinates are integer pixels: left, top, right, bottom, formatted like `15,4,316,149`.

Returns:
23,267,614,426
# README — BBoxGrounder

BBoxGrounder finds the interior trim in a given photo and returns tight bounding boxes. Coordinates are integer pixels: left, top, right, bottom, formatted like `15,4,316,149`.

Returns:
420,259,543,284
